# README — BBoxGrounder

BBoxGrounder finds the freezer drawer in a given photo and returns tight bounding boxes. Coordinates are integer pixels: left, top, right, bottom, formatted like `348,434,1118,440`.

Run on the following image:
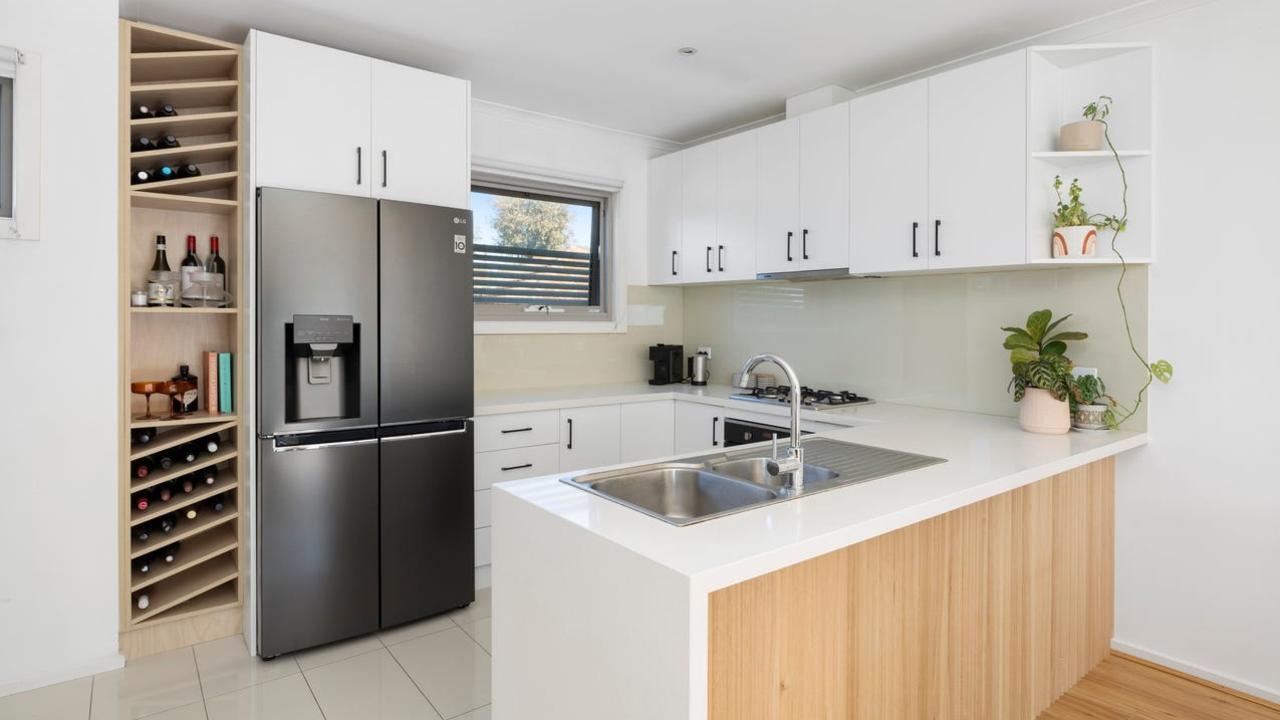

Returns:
380,421,475,628
258,433,380,657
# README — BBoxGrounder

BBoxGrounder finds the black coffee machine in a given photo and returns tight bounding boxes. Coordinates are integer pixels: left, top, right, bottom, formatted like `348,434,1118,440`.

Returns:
648,344,684,385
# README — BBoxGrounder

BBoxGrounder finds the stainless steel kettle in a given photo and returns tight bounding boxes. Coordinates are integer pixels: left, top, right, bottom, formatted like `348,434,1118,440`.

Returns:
687,351,710,386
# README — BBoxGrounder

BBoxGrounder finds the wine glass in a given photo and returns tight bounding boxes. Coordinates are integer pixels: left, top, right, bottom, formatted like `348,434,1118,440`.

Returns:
130,380,165,421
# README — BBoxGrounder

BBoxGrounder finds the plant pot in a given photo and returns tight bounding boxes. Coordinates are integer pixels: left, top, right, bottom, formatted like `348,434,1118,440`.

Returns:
1052,225,1098,258
1019,388,1070,435
1072,404,1111,431
1059,120,1105,151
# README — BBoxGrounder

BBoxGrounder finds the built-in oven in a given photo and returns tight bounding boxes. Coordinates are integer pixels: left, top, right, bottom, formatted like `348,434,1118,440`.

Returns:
723,417,813,448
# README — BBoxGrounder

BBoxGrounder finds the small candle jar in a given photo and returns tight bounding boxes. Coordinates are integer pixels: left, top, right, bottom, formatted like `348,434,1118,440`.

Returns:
130,290,148,307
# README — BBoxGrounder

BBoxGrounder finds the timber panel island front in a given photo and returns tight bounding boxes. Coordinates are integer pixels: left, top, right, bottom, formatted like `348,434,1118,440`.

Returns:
491,402,1144,720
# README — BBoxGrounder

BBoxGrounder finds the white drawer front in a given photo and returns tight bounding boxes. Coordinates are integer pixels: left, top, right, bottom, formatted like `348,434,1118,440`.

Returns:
475,489,491,529
474,443,560,490
474,410,560,452
475,526,491,567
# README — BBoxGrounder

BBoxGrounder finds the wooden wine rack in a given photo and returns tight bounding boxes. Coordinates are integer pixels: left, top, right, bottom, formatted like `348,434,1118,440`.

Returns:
118,20,246,659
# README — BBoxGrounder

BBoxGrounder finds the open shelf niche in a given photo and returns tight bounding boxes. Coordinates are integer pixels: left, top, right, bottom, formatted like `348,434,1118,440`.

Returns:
1026,43,1155,265
118,19,246,660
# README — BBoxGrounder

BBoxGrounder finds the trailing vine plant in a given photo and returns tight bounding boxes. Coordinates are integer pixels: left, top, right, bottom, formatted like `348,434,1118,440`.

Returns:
1082,95,1173,426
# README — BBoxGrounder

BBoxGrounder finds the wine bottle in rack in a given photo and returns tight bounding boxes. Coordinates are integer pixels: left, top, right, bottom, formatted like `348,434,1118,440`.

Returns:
134,492,153,512
134,556,151,575
205,235,228,295
154,452,174,471
132,103,155,119
180,236,202,295
132,427,155,445
134,524,151,543
132,458,153,479
161,542,181,564
198,467,217,486
202,434,220,454
184,506,199,521
151,164,177,182
178,442,198,464
209,493,227,513
159,134,180,148
136,593,150,611
131,169,152,185
156,483,172,503
177,163,202,178
132,136,156,152
181,475,196,494
158,103,178,117
158,514,177,534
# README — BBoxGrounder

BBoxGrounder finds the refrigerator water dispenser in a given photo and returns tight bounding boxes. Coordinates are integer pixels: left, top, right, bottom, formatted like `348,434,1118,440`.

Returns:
285,314,359,422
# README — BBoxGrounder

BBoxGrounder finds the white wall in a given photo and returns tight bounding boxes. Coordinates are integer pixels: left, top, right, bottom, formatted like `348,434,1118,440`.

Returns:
0,0,121,696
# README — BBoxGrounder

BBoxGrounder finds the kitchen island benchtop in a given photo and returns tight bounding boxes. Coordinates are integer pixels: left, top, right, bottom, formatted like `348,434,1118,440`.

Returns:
491,397,1146,593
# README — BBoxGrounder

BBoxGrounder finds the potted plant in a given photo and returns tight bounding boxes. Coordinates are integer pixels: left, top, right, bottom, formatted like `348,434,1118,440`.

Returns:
1052,175,1098,258
1068,370,1117,430
1059,95,1110,151
1003,309,1087,435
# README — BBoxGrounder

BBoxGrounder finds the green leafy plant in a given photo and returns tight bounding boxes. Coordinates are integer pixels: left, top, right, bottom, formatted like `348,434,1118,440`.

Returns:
1082,95,1174,425
1052,176,1091,228
1069,373,1118,429
1003,309,1087,402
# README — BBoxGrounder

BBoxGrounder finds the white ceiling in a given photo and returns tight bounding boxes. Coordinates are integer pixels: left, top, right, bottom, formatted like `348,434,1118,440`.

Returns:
120,0,1144,142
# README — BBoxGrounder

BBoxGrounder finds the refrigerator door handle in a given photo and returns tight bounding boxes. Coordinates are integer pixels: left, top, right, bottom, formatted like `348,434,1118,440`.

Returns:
380,427,469,444
273,437,380,453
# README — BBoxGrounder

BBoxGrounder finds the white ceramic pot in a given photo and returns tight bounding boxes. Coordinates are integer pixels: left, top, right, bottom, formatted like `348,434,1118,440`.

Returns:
1052,225,1098,258
1019,388,1071,435
1059,120,1105,151
1072,404,1111,431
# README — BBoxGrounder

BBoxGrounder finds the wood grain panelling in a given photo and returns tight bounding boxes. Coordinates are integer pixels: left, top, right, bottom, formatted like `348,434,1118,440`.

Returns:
708,458,1115,720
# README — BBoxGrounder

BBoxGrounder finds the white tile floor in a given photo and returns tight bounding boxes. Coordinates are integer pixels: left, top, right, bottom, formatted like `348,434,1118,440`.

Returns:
0,589,492,720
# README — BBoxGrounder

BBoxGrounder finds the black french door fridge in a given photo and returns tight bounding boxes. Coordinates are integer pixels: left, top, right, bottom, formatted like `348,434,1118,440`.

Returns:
256,188,474,658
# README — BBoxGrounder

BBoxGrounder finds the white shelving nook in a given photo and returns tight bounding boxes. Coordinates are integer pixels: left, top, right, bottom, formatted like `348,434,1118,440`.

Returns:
1026,43,1155,265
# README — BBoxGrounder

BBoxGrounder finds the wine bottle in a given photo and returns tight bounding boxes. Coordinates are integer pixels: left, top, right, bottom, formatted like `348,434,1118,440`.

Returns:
134,492,152,512
198,467,216,485
178,442,198,464
147,235,171,307
209,493,227,513
158,103,178,117
130,169,152,185
132,427,155,445
149,235,171,274
202,434,220,454
161,542,180,563
157,482,174,503
205,235,228,296
136,593,150,611
158,134,180,148
184,506,198,521
152,164,177,182
134,556,151,575
158,514,177,533
132,458,153,479
171,364,199,414
132,136,156,152
181,476,195,494
154,452,174,471
134,524,151,543
132,103,155,119
177,163,201,178
180,235,202,296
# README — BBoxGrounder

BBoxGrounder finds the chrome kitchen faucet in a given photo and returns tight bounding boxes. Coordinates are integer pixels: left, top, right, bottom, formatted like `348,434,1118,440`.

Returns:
734,353,806,492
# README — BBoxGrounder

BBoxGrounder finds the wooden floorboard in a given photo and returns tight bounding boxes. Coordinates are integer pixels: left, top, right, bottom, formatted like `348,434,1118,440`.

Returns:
1038,653,1280,720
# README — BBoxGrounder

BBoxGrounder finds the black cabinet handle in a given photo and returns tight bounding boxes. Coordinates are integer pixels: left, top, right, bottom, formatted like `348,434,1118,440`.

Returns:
786,231,793,262
712,417,720,446
802,228,810,260
500,427,533,434
912,221,919,258
381,150,387,188
706,246,713,272
356,147,362,185
671,250,678,276
566,418,574,449
934,219,941,257
717,245,725,272
500,463,533,472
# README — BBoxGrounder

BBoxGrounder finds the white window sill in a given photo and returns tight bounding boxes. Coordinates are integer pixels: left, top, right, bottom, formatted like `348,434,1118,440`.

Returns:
474,319,628,335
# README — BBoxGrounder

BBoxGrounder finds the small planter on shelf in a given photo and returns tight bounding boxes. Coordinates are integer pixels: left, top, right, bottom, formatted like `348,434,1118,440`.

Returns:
1003,309,1089,436
1069,369,1117,431
1058,95,1112,152
1050,176,1098,259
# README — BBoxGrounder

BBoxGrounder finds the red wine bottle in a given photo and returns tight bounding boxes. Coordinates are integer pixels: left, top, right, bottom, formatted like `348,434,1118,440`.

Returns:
198,467,216,485
132,427,155,445
180,236,202,298
205,235,228,296
181,476,196,494
132,458,153,479
134,492,153,512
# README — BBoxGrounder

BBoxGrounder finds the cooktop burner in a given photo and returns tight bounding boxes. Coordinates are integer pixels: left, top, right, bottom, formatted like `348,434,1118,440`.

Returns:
729,385,873,410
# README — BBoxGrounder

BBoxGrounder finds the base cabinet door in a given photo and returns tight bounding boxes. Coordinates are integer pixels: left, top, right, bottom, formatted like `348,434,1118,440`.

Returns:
559,405,622,472
619,400,675,463
674,402,723,455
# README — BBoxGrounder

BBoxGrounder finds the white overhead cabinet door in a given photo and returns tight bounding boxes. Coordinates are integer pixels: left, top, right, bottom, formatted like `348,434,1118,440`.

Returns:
755,118,801,275
371,59,470,208
715,130,758,281
849,79,930,274
927,51,1026,269
254,32,372,196
559,405,621,473
648,152,684,285
680,142,718,278
797,102,850,272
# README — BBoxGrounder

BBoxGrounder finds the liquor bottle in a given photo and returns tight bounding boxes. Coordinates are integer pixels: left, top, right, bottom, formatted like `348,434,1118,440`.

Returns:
177,163,201,178
202,434,220,454
132,458,153,479
132,427,155,445
158,514,177,534
198,466,216,486
134,556,151,575
136,593,150,611
171,365,199,414
180,235,202,296
152,164,177,182
132,136,156,152
131,103,155,119
134,524,151,543
160,542,180,563
130,169,152,185
158,103,178,117
134,492,152,512
205,235,228,296
158,134,180,148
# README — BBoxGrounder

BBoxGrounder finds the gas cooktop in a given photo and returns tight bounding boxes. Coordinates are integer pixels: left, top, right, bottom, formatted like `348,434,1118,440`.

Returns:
728,385,873,411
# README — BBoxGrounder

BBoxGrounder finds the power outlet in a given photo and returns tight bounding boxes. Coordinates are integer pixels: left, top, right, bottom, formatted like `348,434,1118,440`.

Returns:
696,346,712,357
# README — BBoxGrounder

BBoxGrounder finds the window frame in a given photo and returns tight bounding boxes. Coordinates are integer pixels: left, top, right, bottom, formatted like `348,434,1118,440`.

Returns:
0,74,13,219
0,46,40,242
470,177,613,324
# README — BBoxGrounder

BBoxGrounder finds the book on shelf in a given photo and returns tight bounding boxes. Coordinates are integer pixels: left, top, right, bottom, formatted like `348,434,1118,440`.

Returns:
218,352,233,413
205,351,219,413
204,351,234,414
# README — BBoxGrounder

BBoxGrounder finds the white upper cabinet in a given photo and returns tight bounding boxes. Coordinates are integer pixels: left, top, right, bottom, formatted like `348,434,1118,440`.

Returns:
796,102,850,272
680,142,718,277
252,31,469,206
849,79,930,274
927,51,1026,269
714,130,758,281
754,118,801,274
371,59,470,208
647,151,684,285
254,32,372,196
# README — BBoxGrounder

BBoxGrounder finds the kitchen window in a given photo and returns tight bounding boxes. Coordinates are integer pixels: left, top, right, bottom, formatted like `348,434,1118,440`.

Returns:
0,72,14,219
471,181,609,321
1,45,39,241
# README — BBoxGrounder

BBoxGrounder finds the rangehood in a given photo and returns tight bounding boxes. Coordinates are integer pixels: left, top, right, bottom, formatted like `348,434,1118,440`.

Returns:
756,266,851,282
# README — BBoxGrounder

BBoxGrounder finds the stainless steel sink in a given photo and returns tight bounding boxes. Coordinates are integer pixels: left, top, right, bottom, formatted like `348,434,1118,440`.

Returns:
566,463,779,526
561,438,946,526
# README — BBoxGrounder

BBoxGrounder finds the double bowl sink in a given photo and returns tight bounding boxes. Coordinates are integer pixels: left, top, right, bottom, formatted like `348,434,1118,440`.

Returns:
560,437,946,526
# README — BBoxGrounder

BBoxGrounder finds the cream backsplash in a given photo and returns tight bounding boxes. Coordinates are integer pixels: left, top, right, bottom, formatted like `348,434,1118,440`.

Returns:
682,267,1149,428
474,285,684,391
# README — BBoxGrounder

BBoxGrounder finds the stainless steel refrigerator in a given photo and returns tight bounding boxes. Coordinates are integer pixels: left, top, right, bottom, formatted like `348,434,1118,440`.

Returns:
255,187,474,658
